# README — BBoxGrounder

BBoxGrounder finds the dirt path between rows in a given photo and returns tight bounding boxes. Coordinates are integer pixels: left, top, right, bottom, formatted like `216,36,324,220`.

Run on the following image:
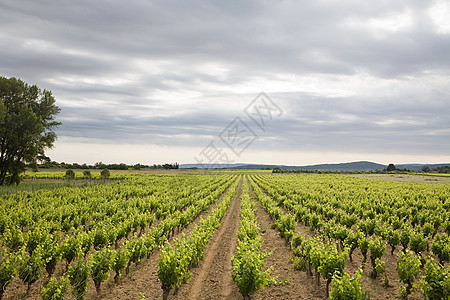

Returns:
171,176,243,300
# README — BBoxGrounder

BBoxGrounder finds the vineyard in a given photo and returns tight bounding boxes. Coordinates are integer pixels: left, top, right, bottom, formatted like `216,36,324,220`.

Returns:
0,172,449,299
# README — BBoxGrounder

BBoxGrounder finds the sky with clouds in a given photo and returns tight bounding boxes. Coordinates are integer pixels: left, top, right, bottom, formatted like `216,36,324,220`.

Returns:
1,0,449,165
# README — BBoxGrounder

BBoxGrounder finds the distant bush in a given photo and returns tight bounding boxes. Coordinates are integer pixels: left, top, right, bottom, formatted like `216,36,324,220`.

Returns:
100,169,110,179
83,170,92,179
65,170,75,180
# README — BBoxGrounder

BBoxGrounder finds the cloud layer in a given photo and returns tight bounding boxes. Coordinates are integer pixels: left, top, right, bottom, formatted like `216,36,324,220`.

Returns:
0,0,449,164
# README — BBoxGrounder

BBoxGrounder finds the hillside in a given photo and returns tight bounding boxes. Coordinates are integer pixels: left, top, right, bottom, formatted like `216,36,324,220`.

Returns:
181,161,449,171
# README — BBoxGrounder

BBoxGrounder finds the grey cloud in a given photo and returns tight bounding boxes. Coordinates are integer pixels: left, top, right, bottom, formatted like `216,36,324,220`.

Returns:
0,0,449,159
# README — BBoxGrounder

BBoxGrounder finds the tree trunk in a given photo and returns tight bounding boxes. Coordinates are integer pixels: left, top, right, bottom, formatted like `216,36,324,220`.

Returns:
406,282,412,297
0,167,6,185
308,262,313,276
126,262,131,275
162,288,170,300
326,279,331,298
95,281,101,294
46,264,55,277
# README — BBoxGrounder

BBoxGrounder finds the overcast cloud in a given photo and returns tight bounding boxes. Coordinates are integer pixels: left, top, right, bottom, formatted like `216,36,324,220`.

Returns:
1,0,449,165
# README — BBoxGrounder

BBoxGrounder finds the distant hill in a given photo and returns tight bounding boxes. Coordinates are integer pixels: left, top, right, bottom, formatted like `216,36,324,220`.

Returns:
180,161,449,171
281,161,386,171
181,161,386,171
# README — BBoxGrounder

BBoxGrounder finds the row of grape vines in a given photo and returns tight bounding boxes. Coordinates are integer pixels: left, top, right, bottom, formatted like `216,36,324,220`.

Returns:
231,177,273,299
0,173,238,299
249,174,450,299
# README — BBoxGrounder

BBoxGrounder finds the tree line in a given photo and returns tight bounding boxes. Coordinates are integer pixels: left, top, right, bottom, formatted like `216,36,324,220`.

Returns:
39,161,180,171
273,163,450,174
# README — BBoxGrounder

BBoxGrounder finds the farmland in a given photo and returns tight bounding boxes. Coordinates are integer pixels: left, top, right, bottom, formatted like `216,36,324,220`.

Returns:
1,171,449,299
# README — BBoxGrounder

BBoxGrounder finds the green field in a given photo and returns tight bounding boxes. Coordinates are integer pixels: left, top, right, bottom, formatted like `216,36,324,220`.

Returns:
0,171,449,299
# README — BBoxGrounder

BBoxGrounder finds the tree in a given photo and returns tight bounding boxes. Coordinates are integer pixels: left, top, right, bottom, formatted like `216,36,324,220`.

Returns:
386,164,396,172
100,169,110,179
272,167,282,173
421,165,430,173
0,76,60,185
65,169,75,180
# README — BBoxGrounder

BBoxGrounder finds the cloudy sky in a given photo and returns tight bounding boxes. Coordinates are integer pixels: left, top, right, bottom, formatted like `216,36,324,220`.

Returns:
1,0,449,166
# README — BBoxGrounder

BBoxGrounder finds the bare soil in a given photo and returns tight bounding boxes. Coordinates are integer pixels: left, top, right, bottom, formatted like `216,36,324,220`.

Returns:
348,173,450,184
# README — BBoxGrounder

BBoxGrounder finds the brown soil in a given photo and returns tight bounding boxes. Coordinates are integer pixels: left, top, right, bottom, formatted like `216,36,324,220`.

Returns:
348,173,450,184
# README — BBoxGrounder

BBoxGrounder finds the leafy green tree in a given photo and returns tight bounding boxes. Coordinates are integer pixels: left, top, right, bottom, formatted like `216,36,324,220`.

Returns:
0,76,60,185
100,169,110,179
65,169,75,180
83,170,92,179
386,164,396,172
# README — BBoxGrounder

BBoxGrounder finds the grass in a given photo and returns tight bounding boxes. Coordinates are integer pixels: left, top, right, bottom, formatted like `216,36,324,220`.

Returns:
421,173,450,177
